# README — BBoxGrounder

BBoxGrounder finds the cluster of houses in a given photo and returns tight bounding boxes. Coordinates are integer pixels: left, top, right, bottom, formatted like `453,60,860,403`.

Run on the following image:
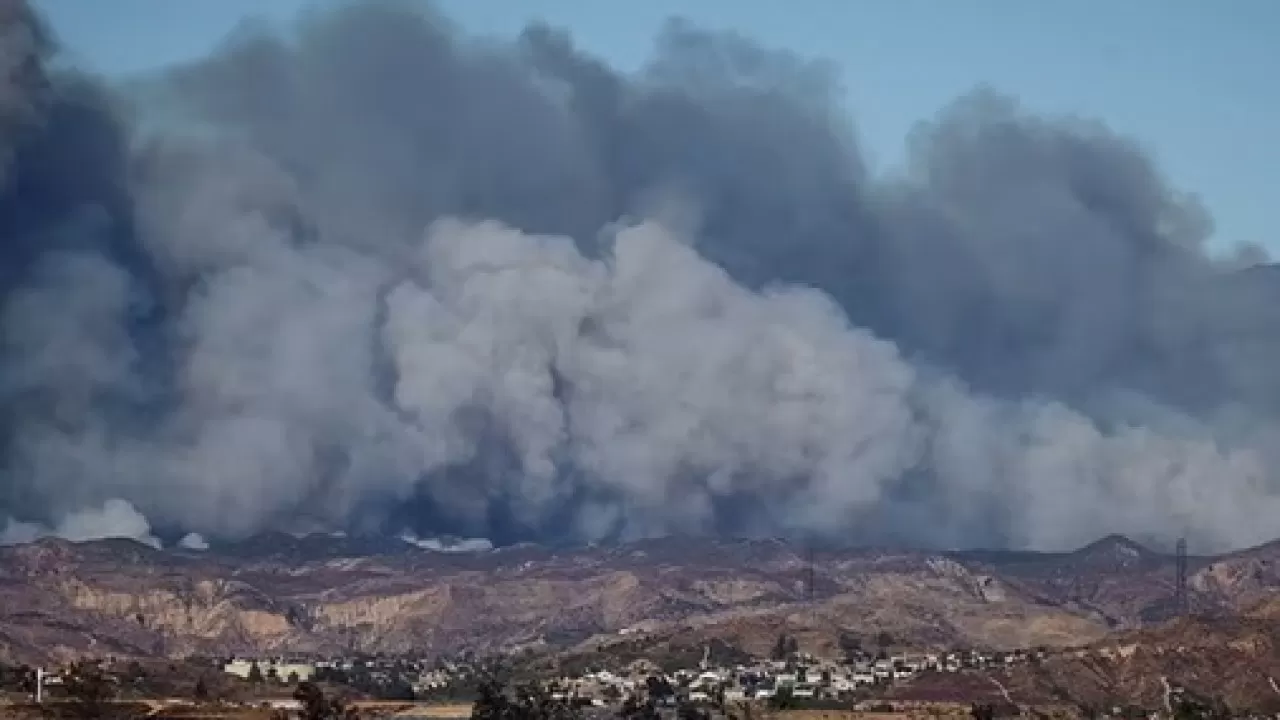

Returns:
223,657,318,684
221,655,462,696
542,647,1045,706
217,645,1045,705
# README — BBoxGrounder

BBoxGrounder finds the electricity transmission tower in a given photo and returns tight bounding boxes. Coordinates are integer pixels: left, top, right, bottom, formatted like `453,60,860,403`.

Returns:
1174,537,1189,617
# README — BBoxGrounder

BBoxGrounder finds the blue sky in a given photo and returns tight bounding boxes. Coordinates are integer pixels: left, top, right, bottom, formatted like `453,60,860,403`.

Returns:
35,0,1279,254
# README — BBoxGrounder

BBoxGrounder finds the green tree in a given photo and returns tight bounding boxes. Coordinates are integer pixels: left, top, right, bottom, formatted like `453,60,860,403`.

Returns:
247,661,264,684
770,634,789,661
619,693,660,720
384,677,416,701
194,676,210,703
677,699,710,720
123,660,146,685
470,673,583,720
769,685,797,711
63,661,115,720
1172,695,1232,720
837,631,862,663
644,675,674,703
16,666,36,697
970,703,995,720
295,680,358,720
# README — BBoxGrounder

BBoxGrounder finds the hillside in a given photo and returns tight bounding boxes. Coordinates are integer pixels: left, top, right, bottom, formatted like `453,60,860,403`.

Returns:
971,609,1280,714
1,533,1278,668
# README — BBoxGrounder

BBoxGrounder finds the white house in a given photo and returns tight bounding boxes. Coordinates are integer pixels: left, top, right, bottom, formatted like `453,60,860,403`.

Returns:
222,658,315,683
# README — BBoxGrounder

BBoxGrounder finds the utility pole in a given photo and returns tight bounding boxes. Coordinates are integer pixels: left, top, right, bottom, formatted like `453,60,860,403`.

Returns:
35,667,44,704
806,543,816,607
806,541,817,657
1174,537,1189,618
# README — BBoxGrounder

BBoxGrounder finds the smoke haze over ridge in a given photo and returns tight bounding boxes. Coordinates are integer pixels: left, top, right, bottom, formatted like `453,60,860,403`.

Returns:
2,0,1279,553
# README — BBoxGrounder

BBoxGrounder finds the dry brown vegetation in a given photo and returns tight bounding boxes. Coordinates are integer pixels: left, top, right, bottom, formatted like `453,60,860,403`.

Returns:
6,534,1280,712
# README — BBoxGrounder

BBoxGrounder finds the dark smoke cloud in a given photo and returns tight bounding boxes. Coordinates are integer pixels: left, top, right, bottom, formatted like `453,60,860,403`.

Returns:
1,0,1278,553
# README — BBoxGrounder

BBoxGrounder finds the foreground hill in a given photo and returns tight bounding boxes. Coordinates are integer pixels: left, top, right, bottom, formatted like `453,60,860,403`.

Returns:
941,601,1280,714
1,533,1277,666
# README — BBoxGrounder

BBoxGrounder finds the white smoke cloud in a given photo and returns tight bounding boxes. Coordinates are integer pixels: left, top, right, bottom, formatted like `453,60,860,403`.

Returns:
178,532,209,550
0,498,160,547
0,517,41,545
9,214,1278,553
6,208,1279,553
379,218,1280,550
399,532,494,553
5,1,1280,555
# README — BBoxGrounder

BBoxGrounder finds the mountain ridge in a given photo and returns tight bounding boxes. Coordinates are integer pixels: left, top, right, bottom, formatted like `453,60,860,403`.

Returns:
67,529,1191,562
1,532,1276,668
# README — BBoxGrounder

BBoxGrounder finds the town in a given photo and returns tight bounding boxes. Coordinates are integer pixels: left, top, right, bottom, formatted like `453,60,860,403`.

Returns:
2,630,1239,719
2,635,1055,716
216,639,1045,705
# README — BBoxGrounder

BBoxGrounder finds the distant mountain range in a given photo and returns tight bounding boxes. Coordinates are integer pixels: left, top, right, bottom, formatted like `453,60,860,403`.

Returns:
2,532,1278,671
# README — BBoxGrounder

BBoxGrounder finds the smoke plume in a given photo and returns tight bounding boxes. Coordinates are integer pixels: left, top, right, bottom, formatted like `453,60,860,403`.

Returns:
1,497,160,547
177,532,209,550
1,0,1278,552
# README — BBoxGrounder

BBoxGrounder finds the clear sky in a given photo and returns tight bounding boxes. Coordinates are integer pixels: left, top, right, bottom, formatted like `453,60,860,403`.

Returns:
34,0,1279,254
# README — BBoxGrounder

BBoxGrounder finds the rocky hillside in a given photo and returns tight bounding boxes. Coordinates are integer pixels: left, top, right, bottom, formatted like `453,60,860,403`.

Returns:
953,603,1280,714
1,533,1277,666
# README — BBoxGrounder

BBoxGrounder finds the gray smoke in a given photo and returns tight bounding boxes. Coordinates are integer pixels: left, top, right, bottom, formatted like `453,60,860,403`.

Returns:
0,497,160,547
1,0,1278,553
